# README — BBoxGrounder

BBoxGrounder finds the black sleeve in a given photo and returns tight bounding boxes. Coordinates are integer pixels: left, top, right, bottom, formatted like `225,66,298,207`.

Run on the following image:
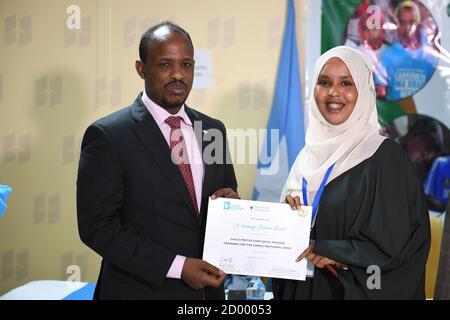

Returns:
76,124,175,289
315,142,431,299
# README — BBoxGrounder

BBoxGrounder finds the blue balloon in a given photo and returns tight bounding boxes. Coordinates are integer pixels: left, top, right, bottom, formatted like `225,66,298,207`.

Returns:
0,185,12,219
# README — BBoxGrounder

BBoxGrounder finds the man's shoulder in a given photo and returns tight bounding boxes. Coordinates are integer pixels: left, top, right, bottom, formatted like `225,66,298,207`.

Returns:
91,97,142,130
94,107,132,128
83,98,141,141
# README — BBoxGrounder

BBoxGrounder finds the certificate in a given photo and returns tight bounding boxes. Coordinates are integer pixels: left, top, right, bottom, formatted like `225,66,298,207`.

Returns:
203,198,312,281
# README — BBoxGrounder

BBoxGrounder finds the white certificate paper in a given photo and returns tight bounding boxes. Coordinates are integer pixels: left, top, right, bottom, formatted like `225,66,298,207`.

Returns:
203,198,312,281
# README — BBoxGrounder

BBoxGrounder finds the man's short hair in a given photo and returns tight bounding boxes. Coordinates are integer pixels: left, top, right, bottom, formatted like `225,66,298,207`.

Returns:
139,21,194,63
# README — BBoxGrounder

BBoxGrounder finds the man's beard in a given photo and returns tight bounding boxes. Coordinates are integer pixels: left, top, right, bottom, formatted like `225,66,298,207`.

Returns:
161,96,188,110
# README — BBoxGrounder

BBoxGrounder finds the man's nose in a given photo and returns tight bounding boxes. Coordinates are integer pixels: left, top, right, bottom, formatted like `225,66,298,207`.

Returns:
170,65,183,80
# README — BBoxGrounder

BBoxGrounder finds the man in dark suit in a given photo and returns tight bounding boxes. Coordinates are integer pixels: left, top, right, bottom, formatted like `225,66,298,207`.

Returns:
77,21,239,299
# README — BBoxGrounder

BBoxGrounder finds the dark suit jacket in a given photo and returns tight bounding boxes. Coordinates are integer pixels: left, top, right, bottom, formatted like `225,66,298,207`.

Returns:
76,94,237,299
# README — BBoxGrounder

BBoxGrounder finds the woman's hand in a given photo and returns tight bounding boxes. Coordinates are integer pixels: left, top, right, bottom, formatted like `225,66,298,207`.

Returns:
296,244,346,269
285,195,301,210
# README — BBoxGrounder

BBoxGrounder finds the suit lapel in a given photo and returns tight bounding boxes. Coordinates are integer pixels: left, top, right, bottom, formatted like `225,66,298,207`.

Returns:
185,106,213,216
130,95,198,218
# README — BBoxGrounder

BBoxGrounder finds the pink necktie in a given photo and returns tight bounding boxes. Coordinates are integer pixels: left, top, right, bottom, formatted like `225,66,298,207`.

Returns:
165,116,199,217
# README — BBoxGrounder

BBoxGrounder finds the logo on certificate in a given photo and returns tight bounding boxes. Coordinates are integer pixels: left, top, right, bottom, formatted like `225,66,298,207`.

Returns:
298,207,307,217
222,201,244,211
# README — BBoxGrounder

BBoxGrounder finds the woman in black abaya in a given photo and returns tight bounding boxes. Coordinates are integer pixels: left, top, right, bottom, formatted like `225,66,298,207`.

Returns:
274,46,431,300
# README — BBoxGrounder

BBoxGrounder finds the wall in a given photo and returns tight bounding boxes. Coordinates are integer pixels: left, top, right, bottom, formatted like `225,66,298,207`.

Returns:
0,0,306,294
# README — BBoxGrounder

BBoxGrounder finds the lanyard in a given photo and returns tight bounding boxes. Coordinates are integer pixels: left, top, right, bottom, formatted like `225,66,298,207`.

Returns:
302,163,335,229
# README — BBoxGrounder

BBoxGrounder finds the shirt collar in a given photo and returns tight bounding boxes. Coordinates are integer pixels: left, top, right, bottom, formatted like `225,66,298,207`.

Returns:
142,90,192,127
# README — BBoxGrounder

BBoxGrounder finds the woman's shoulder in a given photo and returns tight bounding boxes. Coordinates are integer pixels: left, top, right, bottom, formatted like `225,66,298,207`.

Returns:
327,138,416,189
370,137,415,172
373,138,409,160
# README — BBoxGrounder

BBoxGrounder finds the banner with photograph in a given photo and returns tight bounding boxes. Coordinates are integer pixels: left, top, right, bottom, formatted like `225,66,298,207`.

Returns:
321,0,450,299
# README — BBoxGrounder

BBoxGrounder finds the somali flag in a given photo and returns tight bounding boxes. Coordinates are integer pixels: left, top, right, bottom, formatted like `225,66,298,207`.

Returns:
253,0,305,202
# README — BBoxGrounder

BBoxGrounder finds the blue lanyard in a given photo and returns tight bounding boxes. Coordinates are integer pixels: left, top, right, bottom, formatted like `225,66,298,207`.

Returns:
302,163,335,229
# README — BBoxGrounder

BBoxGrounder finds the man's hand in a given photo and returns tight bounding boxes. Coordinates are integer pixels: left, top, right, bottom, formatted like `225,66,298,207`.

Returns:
210,188,239,200
181,258,226,290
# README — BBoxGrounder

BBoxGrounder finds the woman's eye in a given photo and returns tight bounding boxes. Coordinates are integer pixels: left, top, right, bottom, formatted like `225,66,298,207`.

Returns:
159,63,169,67
342,81,353,86
318,80,329,86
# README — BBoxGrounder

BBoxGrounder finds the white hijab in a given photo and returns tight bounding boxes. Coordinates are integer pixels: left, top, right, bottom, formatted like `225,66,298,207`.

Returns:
280,46,386,203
